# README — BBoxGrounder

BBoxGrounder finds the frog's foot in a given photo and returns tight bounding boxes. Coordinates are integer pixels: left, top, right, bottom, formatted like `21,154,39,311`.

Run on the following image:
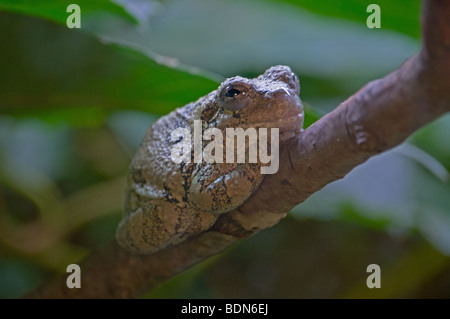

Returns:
116,204,217,254
189,163,264,215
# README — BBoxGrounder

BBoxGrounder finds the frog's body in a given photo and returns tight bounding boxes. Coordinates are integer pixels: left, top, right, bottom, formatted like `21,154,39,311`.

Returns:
116,65,304,254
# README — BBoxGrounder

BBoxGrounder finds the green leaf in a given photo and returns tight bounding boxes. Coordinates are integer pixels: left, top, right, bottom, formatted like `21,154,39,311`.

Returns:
395,143,449,183
105,0,418,81
283,0,421,38
0,12,219,125
0,0,136,24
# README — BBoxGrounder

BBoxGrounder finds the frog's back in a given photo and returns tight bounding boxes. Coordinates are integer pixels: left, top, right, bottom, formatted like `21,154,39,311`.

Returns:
116,101,218,254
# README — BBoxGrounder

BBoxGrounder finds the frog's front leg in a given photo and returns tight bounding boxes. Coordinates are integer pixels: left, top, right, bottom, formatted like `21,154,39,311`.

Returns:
189,163,264,214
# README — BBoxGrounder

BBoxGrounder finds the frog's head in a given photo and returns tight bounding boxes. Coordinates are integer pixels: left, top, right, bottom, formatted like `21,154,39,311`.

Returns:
204,65,304,142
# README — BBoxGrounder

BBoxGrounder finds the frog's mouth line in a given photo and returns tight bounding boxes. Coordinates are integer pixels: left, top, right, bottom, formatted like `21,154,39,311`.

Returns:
240,113,304,142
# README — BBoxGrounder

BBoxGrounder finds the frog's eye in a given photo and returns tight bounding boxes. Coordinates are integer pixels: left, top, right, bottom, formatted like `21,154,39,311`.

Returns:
225,87,242,98
223,84,248,99
219,82,252,111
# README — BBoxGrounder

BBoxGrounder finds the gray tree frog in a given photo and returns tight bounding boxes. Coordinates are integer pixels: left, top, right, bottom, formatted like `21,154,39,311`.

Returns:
116,65,304,254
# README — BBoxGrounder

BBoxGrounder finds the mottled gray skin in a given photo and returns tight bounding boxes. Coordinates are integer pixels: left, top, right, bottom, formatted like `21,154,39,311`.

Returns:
116,65,304,254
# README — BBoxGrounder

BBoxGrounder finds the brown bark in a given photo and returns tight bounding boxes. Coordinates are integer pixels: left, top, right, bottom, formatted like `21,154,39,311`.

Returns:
27,0,450,298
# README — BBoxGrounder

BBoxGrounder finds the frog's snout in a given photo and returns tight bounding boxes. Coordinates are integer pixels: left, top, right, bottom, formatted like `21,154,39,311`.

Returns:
266,87,303,117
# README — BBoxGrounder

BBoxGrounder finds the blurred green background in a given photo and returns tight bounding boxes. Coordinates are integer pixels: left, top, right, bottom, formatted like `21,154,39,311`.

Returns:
1,0,449,298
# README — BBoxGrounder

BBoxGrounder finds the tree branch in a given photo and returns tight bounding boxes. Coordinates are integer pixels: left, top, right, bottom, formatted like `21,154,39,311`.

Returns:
27,0,450,298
